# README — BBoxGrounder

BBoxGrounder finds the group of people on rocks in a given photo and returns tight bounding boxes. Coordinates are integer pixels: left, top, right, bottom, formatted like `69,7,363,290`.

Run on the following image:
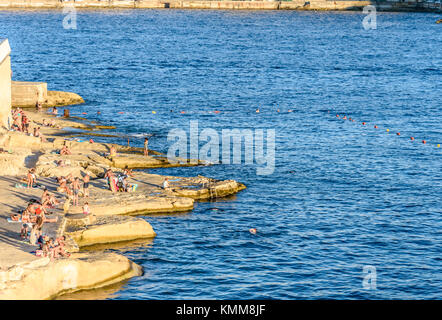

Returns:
56,173,90,211
11,108,51,142
12,108,30,133
12,185,69,260
35,235,70,259
104,167,135,193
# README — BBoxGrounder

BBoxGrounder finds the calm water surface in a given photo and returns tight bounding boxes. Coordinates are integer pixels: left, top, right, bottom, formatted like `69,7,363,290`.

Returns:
1,9,441,299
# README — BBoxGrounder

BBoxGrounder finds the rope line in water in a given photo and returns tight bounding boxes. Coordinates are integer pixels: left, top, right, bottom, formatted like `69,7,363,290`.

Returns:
332,112,440,148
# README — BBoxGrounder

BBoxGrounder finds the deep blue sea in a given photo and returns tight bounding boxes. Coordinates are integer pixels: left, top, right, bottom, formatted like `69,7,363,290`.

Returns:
1,9,441,299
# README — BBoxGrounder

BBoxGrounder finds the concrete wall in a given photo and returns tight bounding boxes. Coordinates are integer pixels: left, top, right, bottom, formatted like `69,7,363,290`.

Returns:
0,39,12,130
0,0,440,12
11,81,48,108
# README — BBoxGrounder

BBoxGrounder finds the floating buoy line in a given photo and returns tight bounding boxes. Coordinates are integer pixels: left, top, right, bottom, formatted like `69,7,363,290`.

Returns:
331,111,440,148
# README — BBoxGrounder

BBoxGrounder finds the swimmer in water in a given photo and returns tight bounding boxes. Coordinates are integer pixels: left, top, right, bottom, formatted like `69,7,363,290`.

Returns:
249,228,257,235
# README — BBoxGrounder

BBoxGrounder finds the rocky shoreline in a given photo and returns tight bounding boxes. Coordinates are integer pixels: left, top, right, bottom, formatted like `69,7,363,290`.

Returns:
0,0,440,13
0,97,246,299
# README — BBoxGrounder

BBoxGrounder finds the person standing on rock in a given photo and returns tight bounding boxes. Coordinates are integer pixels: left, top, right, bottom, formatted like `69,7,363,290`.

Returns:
27,168,36,189
109,145,117,160
63,197,70,214
83,174,90,198
71,177,81,206
144,137,149,156
22,114,30,134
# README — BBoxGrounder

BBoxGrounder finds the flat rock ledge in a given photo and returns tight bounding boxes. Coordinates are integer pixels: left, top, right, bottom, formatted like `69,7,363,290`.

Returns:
172,179,247,200
63,214,156,248
83,194,195,216
0,252,142,300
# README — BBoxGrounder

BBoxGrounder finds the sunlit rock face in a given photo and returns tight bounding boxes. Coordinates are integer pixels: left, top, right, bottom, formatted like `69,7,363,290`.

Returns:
0,39,12,130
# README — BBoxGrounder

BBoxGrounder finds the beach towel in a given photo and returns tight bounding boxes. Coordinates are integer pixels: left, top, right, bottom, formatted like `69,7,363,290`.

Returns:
7,217,22,223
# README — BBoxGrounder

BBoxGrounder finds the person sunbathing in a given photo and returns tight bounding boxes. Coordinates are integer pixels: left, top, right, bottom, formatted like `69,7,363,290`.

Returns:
53,236,70,258
56,159,65,167
40,188,49,203
33,127,46,142
57,176,72,196
50,119,61,129
48,237,70,259
123,167,134,178
44,191,60,207
60,145,71,155
35,205,58,223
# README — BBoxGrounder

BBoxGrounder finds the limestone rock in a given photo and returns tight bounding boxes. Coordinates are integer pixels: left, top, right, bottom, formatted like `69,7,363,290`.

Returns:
43,91,84,107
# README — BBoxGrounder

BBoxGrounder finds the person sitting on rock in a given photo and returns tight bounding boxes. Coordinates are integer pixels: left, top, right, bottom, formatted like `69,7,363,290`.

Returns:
163,178,170,190
57,176,72,196
83,202,90,215
47,237,70,259
60,144,71,155
40,188,50,204
50,119,58,127
56,159,65,167
53,236,70,258
123,167,134,178
35,101,42,112
41,188,60,208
